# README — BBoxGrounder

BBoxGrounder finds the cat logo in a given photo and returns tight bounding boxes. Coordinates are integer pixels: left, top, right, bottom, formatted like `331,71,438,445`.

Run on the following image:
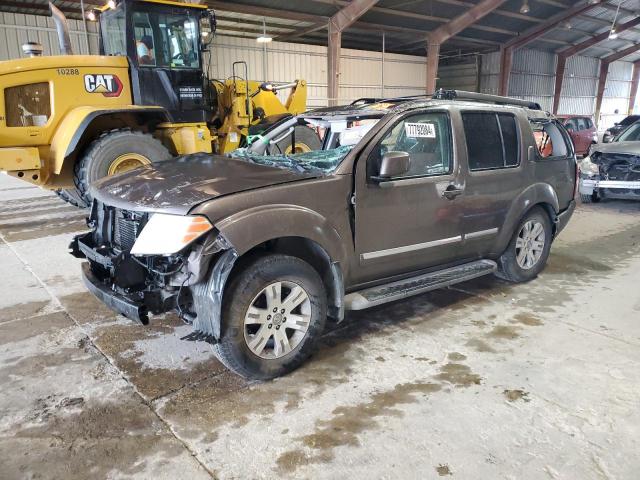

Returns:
84,74,123,97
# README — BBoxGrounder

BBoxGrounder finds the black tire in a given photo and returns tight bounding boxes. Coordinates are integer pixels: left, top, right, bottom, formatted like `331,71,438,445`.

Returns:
274,125,322,154
74,129,171,204
495,207,553,283
55,188,89,208
580,192,599,204
213,254,327,380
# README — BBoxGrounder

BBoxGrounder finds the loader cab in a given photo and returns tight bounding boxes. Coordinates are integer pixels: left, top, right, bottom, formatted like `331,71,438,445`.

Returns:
98,0,215,123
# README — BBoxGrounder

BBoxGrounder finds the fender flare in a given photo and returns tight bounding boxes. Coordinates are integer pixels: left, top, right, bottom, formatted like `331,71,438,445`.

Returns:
493,183,560,254
214,204,349,266
50,106,170,174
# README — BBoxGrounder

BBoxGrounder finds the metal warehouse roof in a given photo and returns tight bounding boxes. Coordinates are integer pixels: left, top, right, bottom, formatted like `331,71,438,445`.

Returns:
1,0,639,61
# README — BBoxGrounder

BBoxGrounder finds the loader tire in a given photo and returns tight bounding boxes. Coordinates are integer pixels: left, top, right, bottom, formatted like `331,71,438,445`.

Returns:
74,129,171,204
55,188,89,208
274,125,322,154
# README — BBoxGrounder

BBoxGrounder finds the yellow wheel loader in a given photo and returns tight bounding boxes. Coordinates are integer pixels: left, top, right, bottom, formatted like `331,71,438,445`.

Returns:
0,0,316,207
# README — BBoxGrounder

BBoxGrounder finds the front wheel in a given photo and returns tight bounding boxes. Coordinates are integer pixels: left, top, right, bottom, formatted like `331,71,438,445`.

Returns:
496,207,552,283
274,125,322,154
74,129,172,205
213,254,327,380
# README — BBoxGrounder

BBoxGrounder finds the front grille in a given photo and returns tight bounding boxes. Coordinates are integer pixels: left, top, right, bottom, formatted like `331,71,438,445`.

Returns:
114,214,140,251
90,201,146,252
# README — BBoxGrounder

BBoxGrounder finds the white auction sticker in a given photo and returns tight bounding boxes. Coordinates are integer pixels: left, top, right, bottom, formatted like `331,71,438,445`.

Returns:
405,122,436,138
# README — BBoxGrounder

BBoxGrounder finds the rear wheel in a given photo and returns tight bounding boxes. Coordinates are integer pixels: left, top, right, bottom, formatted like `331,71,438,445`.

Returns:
74,129,171,205
213,254,327,380
274,125,322,154
496,207,552,283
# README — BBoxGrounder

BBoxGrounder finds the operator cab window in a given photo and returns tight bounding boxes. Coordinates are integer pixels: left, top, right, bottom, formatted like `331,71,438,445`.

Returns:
369,112,453,178
132,11,200,68
462,112,520,171
100,8,126,56
529,121,570,158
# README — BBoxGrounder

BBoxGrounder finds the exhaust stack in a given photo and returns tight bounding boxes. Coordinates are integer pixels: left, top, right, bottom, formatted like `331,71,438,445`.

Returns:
22,42,44,57
49,2,73,55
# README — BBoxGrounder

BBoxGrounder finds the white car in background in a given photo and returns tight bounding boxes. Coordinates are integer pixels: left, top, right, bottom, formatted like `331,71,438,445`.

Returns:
579,121,640,203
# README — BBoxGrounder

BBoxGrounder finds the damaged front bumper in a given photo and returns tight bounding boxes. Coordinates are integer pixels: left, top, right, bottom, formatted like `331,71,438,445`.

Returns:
70,228,238,343
80,262,150,324
579,177,640,195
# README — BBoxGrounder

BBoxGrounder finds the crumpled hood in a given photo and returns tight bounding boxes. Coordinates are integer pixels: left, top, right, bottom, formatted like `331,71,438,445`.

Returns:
590,141,640,156
91,153,317,215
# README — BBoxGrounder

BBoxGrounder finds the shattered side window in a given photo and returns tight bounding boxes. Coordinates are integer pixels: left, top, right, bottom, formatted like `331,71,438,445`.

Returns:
529,120,570,158
231,145,354,174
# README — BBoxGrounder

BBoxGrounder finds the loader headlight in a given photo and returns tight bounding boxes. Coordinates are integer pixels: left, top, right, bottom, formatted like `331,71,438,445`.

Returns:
579,156,599,176
131,214,213,256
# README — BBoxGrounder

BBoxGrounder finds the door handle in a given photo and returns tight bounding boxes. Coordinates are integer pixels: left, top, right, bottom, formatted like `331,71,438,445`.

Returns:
442,185,464,200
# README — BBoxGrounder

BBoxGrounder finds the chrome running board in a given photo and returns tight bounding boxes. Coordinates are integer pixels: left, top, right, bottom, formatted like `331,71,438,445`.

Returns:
344,259,497,310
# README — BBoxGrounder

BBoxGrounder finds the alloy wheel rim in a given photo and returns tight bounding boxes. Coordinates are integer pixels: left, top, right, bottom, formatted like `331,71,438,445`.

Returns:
243,281,311,359
284,142,312,154
515,220,546,270
108,153,151,175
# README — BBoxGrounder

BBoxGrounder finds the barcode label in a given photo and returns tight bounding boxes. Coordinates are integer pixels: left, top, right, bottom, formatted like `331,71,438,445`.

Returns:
405,122,436,138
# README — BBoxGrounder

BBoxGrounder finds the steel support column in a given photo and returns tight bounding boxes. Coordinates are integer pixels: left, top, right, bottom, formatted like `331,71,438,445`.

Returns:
326,0,380,106
595,62,609,127
552,55,567,115
628,61,640,115
426,40,441,94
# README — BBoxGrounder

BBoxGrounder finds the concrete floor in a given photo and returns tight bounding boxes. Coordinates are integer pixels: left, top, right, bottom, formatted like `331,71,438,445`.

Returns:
1,172,639,480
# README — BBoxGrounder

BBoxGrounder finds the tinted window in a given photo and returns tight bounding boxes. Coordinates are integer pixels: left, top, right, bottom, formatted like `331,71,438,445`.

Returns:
620,115,640,126
584,118,593,129
565,118,578,131
372,112,452,178
616,122,640,142
463,112,519,171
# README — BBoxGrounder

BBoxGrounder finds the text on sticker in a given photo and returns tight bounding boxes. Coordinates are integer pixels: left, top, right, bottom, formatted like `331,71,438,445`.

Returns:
405,123,436,138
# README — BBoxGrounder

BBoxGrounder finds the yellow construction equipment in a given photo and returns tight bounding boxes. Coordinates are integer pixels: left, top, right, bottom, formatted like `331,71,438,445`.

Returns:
0,0,313,206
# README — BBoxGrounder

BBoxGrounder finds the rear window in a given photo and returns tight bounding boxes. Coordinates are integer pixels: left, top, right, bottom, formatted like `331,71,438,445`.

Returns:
529,121,570,158
462,112,520,171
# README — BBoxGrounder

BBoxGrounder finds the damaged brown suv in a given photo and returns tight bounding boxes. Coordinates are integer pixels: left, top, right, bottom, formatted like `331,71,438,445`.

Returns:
71,90,577,379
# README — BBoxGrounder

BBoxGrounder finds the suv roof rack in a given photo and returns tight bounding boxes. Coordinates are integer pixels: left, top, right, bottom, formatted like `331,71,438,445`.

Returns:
432,89,541,111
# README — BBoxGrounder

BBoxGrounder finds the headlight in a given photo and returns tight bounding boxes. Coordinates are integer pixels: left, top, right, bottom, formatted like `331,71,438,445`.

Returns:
131,214,213,256
579,156,599,176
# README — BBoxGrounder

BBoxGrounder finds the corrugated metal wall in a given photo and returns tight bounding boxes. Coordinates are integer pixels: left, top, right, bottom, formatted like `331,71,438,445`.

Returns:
600,60,633,130
208,36,426,107
0,12,99,58
480,48,636,130
437,60,479,92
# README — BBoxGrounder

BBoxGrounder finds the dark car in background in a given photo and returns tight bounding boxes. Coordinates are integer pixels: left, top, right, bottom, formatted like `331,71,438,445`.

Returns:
557,115,597,156
70,90,577,380
579,120,640,203
602,114,640,143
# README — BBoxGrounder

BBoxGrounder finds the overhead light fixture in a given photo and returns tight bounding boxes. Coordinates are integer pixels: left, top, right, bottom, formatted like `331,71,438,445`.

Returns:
609,0,621,40
107,0,116,9
563,21,572,30
87,9,97,21
520,0,530,14
256,17,272,43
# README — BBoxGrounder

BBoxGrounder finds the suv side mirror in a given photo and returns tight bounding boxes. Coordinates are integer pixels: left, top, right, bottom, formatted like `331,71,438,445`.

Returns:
377,151,410,179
